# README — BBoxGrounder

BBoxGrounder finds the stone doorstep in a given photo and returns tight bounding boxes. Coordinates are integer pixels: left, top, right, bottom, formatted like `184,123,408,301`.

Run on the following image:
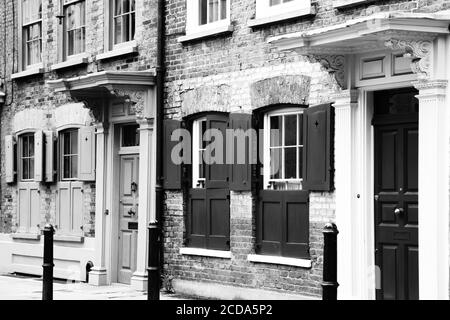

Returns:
172,279,319,300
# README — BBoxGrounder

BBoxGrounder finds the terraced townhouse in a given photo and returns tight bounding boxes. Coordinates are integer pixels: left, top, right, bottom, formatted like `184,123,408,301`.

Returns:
1,0,450,300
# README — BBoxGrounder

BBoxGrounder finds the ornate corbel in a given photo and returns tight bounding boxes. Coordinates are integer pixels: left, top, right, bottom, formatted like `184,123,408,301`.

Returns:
110,88,146,119
307,54,346,89
384,39,433,80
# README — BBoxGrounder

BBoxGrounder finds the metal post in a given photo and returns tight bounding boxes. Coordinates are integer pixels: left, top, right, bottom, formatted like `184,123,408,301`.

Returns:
322,222,339,300
147,221,160,300
42,224,55,300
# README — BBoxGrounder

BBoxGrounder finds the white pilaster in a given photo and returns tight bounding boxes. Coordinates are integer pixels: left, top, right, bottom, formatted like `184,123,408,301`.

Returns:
130,117,157,291
414,79,449,300
332,89,358,299
89,122,109,286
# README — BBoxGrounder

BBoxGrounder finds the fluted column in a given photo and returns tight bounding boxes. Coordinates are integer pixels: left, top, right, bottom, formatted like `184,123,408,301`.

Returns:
332,89,358,299
413,79,449,300
89,122,109,286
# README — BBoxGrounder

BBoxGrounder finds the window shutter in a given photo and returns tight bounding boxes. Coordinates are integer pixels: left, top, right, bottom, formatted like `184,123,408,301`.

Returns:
44,131,55,182
78,126,96,181
302,103,334,191
207,189,230,250
29,183,41,234
71,182,83,235
205,114,229,189
257,190,283,255
187,188,207,248
163,119,182,190
228,113,253,191
17,184,30,233
5,135,16,183
56,182,71,234
34,130,44,182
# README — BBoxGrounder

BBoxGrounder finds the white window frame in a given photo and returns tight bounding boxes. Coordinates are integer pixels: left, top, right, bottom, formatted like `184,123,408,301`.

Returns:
59,0,87,61
263,108,304,190
18,0,43,72
59,127,80,181
192,117,207,189
19,132,36,182
255,0,312,20
186,0,231,36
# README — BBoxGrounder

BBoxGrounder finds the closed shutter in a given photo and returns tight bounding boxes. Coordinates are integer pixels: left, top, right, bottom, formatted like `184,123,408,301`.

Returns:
163,119,183,190
78,126,96,181
29,184,41,234
228,113,253,191
257,190,309,259
56,182,71,234
44,131,55,182
187,188,207,248
205,114,229,189
71,182,83,235
5,135,16,183
17,182,40,234
302,103,334,191
207,189,230,250
34,131,44,182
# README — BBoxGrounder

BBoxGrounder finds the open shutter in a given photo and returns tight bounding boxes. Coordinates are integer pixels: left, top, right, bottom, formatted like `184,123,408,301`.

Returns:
163,119,182,190
34,130,44,182
78,126,96,181
205,114,229,189
207,189,230,250
44,131,55,182
302,103,334,191
228,113,253,191
187,189,207,248
5,135,16,183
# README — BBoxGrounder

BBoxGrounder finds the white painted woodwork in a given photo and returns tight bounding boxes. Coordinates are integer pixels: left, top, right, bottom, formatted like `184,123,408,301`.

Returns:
17,182,40,234
56,181,84,236
78,126,96,181
34,130,44,182
117,154,139,284
44,131,55,182
361,57,385,80
5,135,16,183
414,79,449,300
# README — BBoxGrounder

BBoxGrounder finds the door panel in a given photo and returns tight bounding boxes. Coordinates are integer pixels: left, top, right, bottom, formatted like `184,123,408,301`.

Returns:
118,154,139,284
374,114,418,300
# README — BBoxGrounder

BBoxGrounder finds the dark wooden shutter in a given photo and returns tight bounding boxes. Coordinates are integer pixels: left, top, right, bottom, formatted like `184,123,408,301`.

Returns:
205,114,229,189
163,119,183,190
282,191,309,258
228,113,253,191
257,190,309,259
302,103,334,191
207,189,230,250
187,188,207,248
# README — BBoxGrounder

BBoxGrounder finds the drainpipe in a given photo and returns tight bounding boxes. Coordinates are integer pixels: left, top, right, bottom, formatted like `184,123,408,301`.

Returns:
155,0,166,284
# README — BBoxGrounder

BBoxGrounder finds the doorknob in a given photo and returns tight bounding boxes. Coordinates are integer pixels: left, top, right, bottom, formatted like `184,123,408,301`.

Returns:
131,182,138,193
394,208,404,216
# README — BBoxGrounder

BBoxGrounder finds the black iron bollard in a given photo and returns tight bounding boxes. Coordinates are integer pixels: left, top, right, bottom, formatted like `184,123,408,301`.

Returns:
147,221,160,300
42,224,55,300
322,223,339,300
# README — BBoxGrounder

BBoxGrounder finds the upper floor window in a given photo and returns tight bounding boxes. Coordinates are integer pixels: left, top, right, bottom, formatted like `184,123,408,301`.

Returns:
185,0,231,36
20,133,35,181
63,0,86,58
22,0,42,68
255,0,312,20
60,129,79,180
113,0,136,46
264,108,304,191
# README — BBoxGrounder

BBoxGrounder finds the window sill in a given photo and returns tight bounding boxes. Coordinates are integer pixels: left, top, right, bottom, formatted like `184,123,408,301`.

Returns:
96,44,138,61
178,24,234,43
51,55,89,71
333,0,374,9
248,7,316,28
11,65,45,80
11,233,41,240
247,254,312,268
54,235,84,243
180,247,232,259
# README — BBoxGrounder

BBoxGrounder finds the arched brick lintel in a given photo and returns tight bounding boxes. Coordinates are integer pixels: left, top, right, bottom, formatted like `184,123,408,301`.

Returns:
250,75,311,110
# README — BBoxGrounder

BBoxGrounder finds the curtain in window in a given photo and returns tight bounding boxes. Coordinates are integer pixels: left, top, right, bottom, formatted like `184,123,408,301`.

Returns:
23,0,42,66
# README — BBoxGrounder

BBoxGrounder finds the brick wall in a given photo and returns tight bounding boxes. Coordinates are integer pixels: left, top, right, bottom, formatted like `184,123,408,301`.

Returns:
162,0,446,298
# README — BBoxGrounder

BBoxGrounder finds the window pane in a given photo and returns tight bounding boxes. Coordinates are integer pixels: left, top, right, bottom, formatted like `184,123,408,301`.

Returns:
123,0,130,12
270,116,282,147
122,14,130,42
200,0,207,25
22,159,29,180
220,0,227,20
199,151,205,179
23,0,42,24
71,155,78,178
29,135,35,156
22,136,29,157
29,159,35,179
285,115,297,146
63,156,71,178
70,130,78,154
115,0,122,15
130,12,135,40
209,0,219,23
122,124,140,147
114,17,122,44
298,147,303,179
298,114,303,144
270,148,282,179
130,0,135,11
285,147,296,179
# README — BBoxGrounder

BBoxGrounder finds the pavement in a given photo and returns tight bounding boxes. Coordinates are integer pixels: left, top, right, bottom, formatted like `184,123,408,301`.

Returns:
0,273,191,300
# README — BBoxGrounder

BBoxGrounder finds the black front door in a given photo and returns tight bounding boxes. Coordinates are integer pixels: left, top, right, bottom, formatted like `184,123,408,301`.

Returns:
373,89,419,300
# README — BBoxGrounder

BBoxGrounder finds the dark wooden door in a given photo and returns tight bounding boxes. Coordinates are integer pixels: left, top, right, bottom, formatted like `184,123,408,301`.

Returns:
374,113,418,300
